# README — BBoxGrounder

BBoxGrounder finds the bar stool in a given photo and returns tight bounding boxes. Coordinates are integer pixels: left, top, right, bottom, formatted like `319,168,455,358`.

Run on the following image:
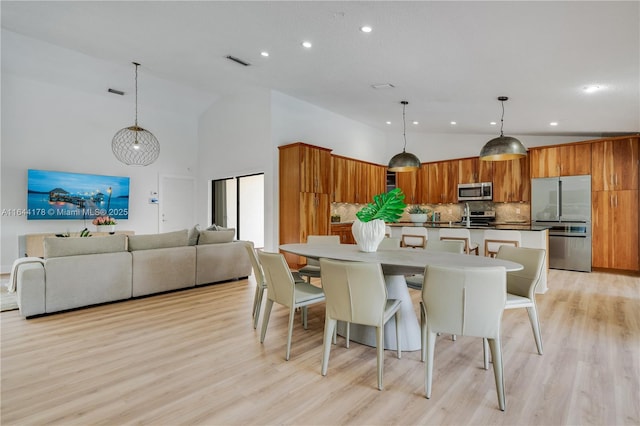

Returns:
439,228,478,255
401,226,428,249
483,230,521,257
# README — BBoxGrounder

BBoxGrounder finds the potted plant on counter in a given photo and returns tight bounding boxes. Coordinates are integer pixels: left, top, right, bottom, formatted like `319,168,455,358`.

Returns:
407,205,430,224
352,188,406,252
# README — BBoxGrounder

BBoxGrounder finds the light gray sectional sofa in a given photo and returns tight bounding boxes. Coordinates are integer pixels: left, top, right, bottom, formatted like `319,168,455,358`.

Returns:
14,228,251,318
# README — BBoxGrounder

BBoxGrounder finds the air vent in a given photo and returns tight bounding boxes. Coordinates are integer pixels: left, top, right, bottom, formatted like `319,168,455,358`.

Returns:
371,83,395,89
108,88,125,96
226,55,251,67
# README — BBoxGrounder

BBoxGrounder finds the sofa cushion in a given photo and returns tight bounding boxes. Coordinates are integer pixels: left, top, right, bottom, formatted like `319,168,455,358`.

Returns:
128,230,188,251
198,228,235,244
44,234,127,259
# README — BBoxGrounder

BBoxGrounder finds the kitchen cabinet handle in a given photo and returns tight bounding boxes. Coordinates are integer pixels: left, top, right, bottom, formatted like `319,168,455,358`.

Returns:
614,194,618,207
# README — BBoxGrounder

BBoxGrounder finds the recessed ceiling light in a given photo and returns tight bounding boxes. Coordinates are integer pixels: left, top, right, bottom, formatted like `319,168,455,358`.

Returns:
360,26,372,33
260,51,269,57
412,121,419,125
583,85,601,93
386,121,392,125
490,121,497,126
550,122,559,126
302,41,312,49
450,121,457,125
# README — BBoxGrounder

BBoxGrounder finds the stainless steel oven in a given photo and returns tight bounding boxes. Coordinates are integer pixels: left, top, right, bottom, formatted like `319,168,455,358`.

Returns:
457,182,492,201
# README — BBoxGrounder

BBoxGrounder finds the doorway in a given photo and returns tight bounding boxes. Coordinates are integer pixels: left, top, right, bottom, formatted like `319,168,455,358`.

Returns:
212,173,264,248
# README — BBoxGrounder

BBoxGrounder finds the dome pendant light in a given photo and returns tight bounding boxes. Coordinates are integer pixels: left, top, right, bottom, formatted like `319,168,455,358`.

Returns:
388,101,421,172
112,62,160,166
479,96,527,161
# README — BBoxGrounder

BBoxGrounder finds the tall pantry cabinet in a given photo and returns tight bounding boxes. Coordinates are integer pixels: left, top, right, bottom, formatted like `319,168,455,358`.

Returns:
279,143,332,268
591,136,639,271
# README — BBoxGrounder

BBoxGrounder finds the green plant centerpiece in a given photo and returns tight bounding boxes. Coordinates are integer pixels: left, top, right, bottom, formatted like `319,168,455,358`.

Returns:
352,188,407,252
407,205,430,224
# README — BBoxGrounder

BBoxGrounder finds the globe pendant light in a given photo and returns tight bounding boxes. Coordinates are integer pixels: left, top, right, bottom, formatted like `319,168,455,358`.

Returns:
112,62,160,166
388,101,421,172
479,96,527,161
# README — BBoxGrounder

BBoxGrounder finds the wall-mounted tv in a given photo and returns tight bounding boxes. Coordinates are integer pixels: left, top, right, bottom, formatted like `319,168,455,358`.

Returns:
27,169,130,220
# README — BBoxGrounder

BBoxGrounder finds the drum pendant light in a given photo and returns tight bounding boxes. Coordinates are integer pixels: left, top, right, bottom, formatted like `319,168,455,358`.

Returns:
112,62,160,166
388,101,421,172
479,96,527,161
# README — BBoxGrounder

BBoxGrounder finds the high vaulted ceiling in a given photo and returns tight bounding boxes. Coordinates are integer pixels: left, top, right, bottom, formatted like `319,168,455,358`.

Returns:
2,1,639,136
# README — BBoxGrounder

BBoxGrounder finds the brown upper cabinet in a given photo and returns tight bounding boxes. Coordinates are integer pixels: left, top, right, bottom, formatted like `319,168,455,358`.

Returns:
492,156,530,202
333,156,385,203
426,160,458,204
299,144,332,193
332,156,356,202
529,144,592,178
458,157,493,184
395,168,421,204
591,137,639,191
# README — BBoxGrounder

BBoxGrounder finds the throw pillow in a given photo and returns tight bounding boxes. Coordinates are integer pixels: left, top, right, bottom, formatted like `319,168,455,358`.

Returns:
187,225,200,246
44,234,127,258
197,229,236,244
128,229,189,251
206,224,218,231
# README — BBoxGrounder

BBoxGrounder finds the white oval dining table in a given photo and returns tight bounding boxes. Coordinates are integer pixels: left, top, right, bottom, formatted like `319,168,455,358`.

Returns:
280,243,523,351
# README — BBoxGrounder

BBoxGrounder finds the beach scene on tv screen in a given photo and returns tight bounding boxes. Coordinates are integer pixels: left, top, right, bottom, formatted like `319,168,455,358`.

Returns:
27,169,130,220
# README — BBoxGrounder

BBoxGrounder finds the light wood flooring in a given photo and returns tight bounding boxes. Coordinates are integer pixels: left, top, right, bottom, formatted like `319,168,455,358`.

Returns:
1,269,638,425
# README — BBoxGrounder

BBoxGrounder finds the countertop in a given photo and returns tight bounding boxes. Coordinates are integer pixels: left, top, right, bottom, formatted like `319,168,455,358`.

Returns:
332,221,549,231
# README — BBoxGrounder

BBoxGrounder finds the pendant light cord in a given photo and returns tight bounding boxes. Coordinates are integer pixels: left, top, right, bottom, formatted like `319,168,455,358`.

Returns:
133,62,139,127
402,101,408,152
499,99,505,137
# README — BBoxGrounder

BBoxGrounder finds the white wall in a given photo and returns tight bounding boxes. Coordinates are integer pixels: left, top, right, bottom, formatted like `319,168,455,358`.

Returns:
1,32,203,272
196,87,273,246
271,92,387,163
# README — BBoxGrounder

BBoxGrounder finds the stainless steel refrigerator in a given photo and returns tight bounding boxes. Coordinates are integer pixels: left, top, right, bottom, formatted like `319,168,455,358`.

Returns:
531,175,591,272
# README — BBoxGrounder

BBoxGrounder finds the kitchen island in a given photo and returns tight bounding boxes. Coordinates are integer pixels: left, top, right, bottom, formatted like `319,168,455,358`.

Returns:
388,222,550,293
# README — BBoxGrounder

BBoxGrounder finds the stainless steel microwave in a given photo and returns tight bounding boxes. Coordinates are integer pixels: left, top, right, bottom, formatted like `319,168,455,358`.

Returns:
457,182,493,201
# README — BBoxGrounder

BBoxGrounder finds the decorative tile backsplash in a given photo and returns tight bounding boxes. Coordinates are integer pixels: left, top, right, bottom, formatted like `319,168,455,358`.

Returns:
332,201,530,223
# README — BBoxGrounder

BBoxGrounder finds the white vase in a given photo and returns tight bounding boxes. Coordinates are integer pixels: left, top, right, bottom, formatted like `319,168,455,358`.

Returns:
96,225,116,233
351,219,386,252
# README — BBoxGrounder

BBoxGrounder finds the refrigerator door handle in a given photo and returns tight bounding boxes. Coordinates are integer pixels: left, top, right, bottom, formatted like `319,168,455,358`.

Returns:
557,179,562,219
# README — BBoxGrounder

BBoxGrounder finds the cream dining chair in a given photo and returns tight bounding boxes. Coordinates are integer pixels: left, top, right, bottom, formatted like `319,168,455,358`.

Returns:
401,226,428,249
421,264,507,411
297,235,341,282
405,240,465,290
491,245,546,356
258,251,326,361
439,228,479,255
319,258,402,390
244,241,306,329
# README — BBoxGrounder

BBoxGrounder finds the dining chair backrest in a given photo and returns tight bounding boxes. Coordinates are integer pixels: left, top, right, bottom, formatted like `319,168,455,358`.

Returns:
244,241,265,286
483,230,521,257
496,246,545,299
401,226,428,249
439,228,476,254
305,235,340,267
422,265,506,339
320,258,387,327
378,237,401,250
426,239,465,253
257,251,296,306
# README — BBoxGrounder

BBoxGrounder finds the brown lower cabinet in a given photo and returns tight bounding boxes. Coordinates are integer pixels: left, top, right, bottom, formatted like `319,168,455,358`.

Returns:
592,190,639,271
330,223,356,244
